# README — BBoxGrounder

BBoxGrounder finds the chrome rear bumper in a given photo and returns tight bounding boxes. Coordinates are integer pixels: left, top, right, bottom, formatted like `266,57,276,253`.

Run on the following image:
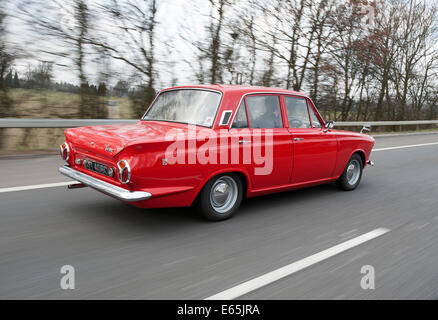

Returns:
59,165,151,202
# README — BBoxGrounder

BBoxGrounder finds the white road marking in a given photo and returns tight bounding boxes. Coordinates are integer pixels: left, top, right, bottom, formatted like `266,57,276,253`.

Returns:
373,142,438,152
0,182,74,193
205,228,390,300
416,222,430,229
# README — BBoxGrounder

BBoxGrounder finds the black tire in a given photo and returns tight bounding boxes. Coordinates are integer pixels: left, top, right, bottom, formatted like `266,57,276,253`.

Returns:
336,154,363,191
196,173,243,221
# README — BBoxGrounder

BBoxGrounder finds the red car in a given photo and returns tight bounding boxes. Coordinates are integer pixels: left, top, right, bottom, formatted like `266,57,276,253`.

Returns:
59,85,375,221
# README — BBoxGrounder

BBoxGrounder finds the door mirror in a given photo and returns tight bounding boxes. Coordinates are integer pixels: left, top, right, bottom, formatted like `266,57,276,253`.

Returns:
360,123,371,134
323,120,334,132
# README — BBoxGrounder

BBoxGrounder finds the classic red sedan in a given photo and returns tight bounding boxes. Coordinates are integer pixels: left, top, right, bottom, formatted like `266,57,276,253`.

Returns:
59,85,375,220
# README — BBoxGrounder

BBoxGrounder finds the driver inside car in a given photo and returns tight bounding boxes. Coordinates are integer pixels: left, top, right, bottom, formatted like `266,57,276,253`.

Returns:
258,105,282,128
290,117,309,128
287,103,311,128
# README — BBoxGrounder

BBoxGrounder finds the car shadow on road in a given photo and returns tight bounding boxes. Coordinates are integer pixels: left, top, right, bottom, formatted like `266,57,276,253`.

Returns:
237,182,338,218
79,200,201,225
67,182,341,234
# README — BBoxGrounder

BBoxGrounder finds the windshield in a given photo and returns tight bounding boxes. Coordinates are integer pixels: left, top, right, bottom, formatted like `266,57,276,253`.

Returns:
142,89,222,127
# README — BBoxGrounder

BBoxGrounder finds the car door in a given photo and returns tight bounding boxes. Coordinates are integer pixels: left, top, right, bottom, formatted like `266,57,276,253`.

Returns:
230,94,293,189
283,95,337,184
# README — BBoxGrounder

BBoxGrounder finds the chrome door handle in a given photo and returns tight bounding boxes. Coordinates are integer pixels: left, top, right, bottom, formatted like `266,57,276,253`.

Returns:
239,140,251,144
294,137,304,141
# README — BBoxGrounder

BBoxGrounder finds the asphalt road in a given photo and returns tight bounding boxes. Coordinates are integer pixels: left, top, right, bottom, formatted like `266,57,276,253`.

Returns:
1,133,438,299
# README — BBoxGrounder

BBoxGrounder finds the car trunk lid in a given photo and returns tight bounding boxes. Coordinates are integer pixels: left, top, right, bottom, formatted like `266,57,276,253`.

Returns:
65,121,178,158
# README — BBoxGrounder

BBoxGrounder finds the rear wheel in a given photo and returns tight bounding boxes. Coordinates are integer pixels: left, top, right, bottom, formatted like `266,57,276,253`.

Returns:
196,174,243,221
336,154,363,191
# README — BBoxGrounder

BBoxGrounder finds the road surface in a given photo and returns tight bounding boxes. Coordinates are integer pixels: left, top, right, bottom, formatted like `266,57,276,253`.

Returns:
1,133,438,299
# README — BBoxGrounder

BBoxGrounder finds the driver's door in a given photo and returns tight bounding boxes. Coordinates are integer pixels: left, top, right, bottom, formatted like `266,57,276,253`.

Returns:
282,95,337,184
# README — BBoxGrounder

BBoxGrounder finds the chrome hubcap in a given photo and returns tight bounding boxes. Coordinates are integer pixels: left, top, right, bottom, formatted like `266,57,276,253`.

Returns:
346,159,360,185
210,176,238,214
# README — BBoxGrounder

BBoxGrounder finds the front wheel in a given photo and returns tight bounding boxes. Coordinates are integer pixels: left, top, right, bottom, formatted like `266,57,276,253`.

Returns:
196,174,243,221
336,154,363,191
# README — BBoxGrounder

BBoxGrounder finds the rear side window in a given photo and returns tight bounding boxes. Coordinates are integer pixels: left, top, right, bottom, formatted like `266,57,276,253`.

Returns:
232,101,249,129
284,96,311,128
245,95,283,128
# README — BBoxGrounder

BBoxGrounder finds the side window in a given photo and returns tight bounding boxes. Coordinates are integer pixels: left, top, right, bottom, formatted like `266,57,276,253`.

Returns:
284,96,311,128
309,105,323,128
245,95,283,128
231,101,249,128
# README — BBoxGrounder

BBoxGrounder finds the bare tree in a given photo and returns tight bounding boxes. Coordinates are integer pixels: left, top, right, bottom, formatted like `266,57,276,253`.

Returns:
183,0,234,84
209,0,228,83
31,62,54,90
391,0,437,120
18,0,105,118
324,0,369,121
0,0,13,118
0,0,16,149
93,0,158,116
260,34,279,87
237,1,258,85
364,1,400,121
307,0,337,103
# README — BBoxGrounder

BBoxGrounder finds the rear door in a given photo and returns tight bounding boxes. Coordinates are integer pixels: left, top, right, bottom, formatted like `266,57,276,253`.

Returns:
283,95,337,184
230,94,293,189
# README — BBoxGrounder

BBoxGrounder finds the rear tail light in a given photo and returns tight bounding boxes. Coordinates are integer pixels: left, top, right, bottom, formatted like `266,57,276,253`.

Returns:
117,160,131,184
60,142,70,161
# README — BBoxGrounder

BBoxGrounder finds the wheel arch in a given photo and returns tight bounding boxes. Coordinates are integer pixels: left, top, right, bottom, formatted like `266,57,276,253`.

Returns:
352,149,366,167
334,148,368,179
191,168,250,205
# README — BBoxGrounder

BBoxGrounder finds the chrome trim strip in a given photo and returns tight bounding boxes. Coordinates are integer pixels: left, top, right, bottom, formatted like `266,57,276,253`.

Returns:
59,165,151,202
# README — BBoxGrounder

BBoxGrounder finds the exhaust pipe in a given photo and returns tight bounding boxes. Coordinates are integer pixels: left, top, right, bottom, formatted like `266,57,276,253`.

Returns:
68,183,87,189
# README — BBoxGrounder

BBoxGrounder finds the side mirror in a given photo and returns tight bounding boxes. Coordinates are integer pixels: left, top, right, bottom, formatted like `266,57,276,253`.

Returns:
360,123,371,134
323,120,334,132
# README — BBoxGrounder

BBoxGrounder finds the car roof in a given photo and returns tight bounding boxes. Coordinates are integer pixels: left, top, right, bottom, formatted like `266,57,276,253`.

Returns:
161,84,308,97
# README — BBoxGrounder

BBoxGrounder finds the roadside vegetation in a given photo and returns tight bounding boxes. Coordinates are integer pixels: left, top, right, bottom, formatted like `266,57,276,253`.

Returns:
7,88,134,119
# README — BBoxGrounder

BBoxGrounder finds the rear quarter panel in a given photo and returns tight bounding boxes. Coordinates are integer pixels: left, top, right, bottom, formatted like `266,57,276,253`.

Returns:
119,129,251,208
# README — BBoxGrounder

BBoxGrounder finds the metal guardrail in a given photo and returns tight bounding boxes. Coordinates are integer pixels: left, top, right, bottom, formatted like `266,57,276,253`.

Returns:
334,120,438,126
0,118,437,128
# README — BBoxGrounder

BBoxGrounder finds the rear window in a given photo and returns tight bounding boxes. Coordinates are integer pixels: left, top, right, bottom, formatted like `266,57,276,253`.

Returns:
143,89,221,127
